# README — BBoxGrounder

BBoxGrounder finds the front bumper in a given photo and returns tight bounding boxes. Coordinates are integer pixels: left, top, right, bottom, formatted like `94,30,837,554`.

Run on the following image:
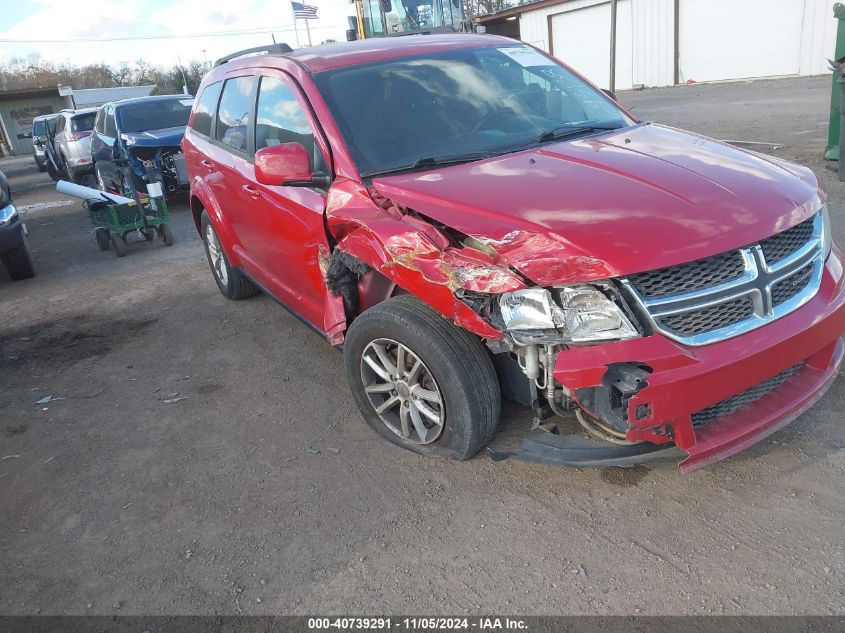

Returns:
553,244,845,472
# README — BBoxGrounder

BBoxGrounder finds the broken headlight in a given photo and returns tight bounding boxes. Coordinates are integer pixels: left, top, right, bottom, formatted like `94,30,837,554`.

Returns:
497,286,639,344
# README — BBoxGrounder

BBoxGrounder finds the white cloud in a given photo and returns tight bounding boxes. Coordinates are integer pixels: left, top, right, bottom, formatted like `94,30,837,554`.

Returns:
0,0,352,67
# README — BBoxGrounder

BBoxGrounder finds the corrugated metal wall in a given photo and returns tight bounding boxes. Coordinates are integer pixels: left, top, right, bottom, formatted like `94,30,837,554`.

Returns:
515,0,839,88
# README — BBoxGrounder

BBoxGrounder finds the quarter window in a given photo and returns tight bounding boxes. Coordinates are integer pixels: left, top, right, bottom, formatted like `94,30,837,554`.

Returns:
192,81,222,137
105,108,117,137
216,76,257,152
255,76,321,171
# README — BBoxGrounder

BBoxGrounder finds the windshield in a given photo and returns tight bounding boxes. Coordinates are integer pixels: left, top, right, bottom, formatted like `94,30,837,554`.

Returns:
117,99,193,133
361,0,462,36
71,113,96,132
315,45,633,177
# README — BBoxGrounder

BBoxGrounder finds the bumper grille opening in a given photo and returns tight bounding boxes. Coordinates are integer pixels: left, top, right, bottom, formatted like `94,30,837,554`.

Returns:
691,363,805,427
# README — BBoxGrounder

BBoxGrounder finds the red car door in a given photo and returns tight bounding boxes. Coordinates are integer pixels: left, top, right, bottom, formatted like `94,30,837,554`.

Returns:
220,70,332,329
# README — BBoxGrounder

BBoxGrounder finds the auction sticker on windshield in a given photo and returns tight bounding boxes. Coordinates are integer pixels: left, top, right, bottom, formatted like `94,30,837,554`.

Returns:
497,46,555,67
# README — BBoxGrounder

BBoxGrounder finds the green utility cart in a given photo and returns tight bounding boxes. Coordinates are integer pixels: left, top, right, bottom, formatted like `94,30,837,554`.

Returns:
85,194,173,257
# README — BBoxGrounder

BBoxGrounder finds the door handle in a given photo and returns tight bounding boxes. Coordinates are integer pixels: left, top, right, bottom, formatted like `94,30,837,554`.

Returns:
242,184,261,199
200,159,213,170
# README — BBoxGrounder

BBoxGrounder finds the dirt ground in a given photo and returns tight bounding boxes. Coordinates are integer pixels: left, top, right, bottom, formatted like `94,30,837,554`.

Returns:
0,75,843,616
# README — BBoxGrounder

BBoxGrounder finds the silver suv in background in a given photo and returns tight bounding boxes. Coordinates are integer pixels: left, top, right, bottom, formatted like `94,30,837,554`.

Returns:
31,114,57,172
53,109,97,183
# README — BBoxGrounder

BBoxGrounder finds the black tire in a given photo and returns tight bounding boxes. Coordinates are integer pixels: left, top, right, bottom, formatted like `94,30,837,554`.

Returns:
142,227,156,242
46,159,60,182
61,154,76,184
95,228,110,251
110,232,128,257
200,211,258,300
2,237,35,280
37,161,46,173
344,295,500,460
157,223,173,246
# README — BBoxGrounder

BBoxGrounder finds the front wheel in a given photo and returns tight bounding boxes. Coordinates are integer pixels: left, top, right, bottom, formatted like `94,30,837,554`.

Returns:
343,295,501,460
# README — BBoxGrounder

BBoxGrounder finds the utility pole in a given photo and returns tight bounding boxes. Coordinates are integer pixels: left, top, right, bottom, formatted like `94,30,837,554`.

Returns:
609,0,618,93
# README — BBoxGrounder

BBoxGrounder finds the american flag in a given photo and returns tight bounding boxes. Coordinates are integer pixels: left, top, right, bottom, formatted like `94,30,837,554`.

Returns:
292,1,318,19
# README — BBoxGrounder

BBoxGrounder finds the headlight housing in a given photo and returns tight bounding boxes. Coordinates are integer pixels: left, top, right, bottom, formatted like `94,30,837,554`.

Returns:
0,203,17,228
821,203,832,260
497,285,639,344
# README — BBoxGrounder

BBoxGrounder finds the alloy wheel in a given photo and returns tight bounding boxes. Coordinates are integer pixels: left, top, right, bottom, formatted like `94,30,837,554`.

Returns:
360,338,444,444
205,224,228,287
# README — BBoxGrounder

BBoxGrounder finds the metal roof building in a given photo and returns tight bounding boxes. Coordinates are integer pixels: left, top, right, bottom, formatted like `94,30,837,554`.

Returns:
71,85,156,108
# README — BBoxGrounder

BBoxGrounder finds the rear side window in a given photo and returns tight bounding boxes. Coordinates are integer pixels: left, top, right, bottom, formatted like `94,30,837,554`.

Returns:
94,110,105,134
72,114,95,132
105,108,117,137
192,81,222,137
255,76,318,171
216,76,257,153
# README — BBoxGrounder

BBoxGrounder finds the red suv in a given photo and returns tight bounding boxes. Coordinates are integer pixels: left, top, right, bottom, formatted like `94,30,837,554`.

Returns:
182,35,845,472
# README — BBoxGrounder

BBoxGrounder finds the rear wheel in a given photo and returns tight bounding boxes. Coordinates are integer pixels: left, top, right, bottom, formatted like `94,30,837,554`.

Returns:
200,212,258,300
344,295,500,460
2,237,35,280
95,228,110,251
157,223,173,246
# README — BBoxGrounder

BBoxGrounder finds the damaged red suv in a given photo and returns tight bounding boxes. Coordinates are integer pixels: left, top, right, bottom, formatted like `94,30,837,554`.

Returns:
183,35,844,472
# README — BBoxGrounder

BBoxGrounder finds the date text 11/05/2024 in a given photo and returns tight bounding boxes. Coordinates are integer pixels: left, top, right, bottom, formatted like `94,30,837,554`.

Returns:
307,617,528,630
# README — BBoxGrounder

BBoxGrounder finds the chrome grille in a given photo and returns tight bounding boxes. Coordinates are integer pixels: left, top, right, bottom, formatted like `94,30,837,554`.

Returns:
691,363,804,426
629,250,746,299
771,262,814,307
661,297,755,336
622,212,825,346
760,217,815,264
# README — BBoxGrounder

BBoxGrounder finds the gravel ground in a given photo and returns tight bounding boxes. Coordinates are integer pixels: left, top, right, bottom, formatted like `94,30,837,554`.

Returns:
0,75,843,616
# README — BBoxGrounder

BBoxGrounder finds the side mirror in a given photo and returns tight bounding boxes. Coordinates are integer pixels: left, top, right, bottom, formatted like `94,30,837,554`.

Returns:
255,143,330,188
346,28,358,41
602,88,617,101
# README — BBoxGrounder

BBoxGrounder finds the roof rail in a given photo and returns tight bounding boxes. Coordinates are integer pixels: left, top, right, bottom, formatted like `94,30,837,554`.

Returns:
214,43,293,67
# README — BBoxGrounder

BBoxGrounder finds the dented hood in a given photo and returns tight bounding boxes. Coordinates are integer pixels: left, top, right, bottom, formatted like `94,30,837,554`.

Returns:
123,126,186,148
371,124,820,286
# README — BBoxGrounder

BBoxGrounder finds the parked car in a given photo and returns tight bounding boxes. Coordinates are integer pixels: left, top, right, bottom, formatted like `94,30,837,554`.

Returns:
183,36,845,473
52,108,97,183
31,113,57,172
91,95,193,197
0,169,35,280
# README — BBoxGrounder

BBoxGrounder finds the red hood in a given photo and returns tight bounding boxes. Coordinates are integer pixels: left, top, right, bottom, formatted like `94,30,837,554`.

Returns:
371,124,820,286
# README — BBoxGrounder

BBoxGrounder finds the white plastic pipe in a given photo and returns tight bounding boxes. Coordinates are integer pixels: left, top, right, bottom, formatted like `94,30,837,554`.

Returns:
56,180,134,206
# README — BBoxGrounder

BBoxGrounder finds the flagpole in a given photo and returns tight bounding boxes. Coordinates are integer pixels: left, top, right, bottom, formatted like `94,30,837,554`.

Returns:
305,18,312,46
289,1,301,48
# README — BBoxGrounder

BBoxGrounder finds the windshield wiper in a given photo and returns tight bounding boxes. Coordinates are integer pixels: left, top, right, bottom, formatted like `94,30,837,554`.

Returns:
366,151,495,178
519,122,625,149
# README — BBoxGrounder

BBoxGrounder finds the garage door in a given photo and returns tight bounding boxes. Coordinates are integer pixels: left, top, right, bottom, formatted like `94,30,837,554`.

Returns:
679,0,804,82
550,0,633,90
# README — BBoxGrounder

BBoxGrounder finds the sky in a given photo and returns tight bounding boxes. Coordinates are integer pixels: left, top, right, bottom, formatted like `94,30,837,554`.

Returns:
0,0,353,68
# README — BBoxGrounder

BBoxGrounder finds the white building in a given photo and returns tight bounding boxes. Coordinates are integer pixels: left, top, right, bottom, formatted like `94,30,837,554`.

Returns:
477,0,839,90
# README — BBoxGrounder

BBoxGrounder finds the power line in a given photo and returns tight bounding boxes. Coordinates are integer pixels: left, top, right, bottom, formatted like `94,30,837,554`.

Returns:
0,23,340,44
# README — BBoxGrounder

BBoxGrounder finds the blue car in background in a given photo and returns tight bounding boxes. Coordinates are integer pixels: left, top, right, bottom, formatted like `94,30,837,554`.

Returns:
91,94,194,196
